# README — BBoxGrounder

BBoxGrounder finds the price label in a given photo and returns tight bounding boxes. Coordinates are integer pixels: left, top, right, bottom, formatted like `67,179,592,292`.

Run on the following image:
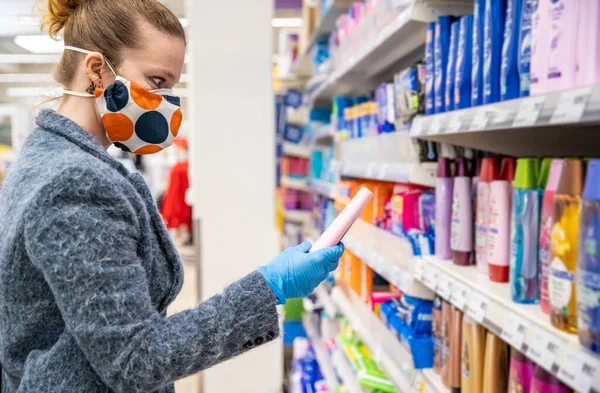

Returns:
501,312,529,351
430,116,443,134
448,112,465,133
466,291,489,324
437,273,452,300
377,164,389,180
423,264,439,290
366,163,380,178
450,281,470,310
550,87,591,125
470,108,490,131
513,96,546,127
558,348,599,393
368,251,379,270
412,259,425,281
526,327,560,371
413,372,425,393
394,267,412,292
411,118,424,136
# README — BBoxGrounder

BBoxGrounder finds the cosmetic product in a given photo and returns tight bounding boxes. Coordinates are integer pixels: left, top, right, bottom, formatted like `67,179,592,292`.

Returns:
476,157,500,275
445,21,460,112
483,0,507,104
452,158,474,266
575,1,600,87
433,295,443,375
426,22,437,115
461,316,486,393
501,0,523,101
450,307,463,393
472,0,486,106
549,159,584,333
530,0,550,95
436,157,455,259
435,16,455,113
310,187,374,252
546,0,579,92
508,350,536,393
511,158,541,304
531,365,572,393
442,300,452,388
518,0,535,97
577,159,600,353
482,332,510,393
455,15,474,109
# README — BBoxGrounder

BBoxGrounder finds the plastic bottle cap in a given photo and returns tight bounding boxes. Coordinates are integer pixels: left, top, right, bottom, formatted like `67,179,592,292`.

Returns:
583,159,600,200
557,159,584,196
514,159,539,189
437,157,453,178
546,159,563,193
499,157,517,182
455,157,468,177
538,158,552,189
480,157,500,182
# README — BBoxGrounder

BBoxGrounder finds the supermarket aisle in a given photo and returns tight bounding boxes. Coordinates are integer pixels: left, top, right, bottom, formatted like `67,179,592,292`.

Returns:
169,245,202,393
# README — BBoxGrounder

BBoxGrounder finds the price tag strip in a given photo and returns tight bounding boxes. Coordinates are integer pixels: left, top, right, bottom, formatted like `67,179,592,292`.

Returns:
412,258,424,281
423,264,439,291
430,116,443,135
437,273,452,300
466,291,489,324
526,327,560,371
550,87,591,125
377,164,389,180
469,108,490,131
411,118,424,137
558,348,599,393
366,163,380,178
448,112,465,133
450,281,470,311
513,96,546,127
501,312,529,351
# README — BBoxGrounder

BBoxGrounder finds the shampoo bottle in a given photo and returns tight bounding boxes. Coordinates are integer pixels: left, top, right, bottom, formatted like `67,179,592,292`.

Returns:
472,0,486,106
575,1,600,87
461,316,486,393
482,332,510,393
436,156,455,259
546,0,579,92
531,365,572,393
508,350,536,393
518,0,535,97
550,159,584,333
452,158,474,266
489,158,517,283
483,0,507,104
501,0,523,101
433,296,443,373
511,159,541,304
476,157,500,275
435,16,455,113
540,159,562,314
442,300,453,388
426,22,437,114
445,21,460,112
530,0,550,95
450,307,463,393
455,15,474,109
577,159,600,353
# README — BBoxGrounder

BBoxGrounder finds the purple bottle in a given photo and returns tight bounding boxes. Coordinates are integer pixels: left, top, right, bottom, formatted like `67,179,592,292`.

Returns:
435,157,454,259
451,158,474,266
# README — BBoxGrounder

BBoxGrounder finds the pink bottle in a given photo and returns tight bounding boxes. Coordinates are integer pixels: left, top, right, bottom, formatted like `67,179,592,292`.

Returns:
546,0,579,92
310,187,374,252
575,0,600,87
508,351,536,393
531,365,571,393
530,0,550,95
475,157,500,275
436,157,455,260
451,158,473,266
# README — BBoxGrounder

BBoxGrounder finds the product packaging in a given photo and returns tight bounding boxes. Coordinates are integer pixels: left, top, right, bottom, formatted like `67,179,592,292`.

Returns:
433,296,443,375
450,307,463,393
530,0,550,95
445,21,460,112
475,157,500,275
546,0,579,92
501,0,523,101
426,22,437,115
451,158,473,266
488,157,517,283
455,15,474,109
435,16,455,113
510,158,541,304
419,191,436,234
518,0,535,97
549,159,584,333
531,365,572,393
508,350,536,393
436,157,455,259
472,0,486,106
442,301,452,388
483,0,507,104
575,1,600,87
577,159,600,353
461,316,486,393
482,332,510,393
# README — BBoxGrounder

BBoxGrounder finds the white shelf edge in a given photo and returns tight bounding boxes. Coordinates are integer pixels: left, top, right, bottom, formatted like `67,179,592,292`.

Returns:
314,284,338,317
415,256,600,393
283,142,311,159
303,317,340,391
340,161,437,188
281,176,309,192
331,347,367,393
307,178,338,199
283,209,312,224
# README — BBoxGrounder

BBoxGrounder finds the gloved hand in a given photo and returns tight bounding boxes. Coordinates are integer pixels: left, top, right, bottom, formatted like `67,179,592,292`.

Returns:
259,241,345,305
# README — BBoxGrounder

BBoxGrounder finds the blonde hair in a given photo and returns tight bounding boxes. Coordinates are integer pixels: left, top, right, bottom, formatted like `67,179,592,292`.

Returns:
41,0,186,87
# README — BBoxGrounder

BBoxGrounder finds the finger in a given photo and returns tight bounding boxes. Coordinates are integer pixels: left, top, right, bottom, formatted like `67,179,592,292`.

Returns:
290,241,312,253
312,243,345,271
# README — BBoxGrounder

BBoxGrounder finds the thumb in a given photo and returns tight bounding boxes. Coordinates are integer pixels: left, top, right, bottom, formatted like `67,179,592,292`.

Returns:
290,241,312,254
312,243,344,271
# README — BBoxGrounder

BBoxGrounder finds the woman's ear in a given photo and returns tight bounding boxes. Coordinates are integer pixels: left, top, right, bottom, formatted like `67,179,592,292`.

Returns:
84,52,115,89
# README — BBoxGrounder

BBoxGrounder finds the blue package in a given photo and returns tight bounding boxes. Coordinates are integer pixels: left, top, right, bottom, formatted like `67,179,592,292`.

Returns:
283,124,304,143
419,191,436,234
396,294,434,335
501,0,522,101
425,22,436,115
285,89,303,109
445,21,460,112
518,0,534,97
406,230,434,257
471,0,486,106
455,15,474,110
483,0,507,104
434,16,454,113
403,334,434,369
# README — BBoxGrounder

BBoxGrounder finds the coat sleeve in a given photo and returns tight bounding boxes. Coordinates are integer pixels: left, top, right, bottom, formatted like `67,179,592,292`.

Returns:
23,166,280,393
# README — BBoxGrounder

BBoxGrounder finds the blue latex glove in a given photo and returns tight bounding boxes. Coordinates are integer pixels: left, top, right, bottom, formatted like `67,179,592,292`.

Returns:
259,241,345,305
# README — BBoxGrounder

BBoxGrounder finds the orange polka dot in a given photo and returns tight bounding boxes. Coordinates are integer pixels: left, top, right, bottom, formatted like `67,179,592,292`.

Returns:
135,145,163,155
130,83,162,110
170,109,183,137
102,113,134,141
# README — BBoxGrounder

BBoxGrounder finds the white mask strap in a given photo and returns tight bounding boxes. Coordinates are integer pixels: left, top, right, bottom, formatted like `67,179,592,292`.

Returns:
63,90,95,98
64,45,118,77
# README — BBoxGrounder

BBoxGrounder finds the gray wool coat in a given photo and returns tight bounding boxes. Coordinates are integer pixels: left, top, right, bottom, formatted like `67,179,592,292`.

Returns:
0,109,280,393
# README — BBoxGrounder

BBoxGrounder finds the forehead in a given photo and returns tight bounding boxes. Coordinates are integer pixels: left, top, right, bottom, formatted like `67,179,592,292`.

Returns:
121,21,186,76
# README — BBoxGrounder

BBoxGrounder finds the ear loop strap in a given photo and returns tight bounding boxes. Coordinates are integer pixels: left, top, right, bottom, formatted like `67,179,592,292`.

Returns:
62,46,118,98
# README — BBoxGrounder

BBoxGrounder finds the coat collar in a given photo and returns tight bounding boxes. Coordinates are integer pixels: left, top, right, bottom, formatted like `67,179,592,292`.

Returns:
35,109,129,176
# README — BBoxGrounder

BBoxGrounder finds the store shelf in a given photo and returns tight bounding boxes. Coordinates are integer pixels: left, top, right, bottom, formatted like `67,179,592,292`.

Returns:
331,282,446,393
343,219,434,300
340,161,437,188
281,176,309,192
283,209,312,224
293,0,354,77
331,347,367,393
314,283,338,317
311,124,336,143
413,256,600,393
410,83,600,156
303,317,339,391
308,1,473,103
283,142,311,158
307,178,338,199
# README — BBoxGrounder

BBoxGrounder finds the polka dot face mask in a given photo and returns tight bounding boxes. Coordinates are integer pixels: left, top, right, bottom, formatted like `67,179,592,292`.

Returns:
62,46,183,155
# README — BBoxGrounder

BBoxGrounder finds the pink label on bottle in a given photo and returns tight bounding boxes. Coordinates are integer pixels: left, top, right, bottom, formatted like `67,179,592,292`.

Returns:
539,190,555,312
531,377,571,393
451,177,473,252
509,358,536,393
488,181,512,267
475,181,491,273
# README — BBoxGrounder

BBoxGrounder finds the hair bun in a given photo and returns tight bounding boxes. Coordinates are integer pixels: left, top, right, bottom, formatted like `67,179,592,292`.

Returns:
42,0,83,39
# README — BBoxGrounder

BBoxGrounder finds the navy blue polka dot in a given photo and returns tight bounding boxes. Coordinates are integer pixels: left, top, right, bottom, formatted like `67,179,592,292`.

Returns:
164,95,181,107
113,142,130,152
135,111,169,144
104,81,129,112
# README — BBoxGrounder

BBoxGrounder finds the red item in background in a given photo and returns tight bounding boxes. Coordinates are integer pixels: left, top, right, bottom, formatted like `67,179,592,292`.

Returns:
161,161,192,230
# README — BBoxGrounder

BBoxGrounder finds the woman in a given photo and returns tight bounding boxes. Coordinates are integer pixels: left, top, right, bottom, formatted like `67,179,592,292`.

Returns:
0,1,344,392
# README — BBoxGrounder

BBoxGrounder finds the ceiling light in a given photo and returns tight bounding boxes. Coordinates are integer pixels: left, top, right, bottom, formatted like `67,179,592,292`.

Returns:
14,35,64,54
272,18,303,28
